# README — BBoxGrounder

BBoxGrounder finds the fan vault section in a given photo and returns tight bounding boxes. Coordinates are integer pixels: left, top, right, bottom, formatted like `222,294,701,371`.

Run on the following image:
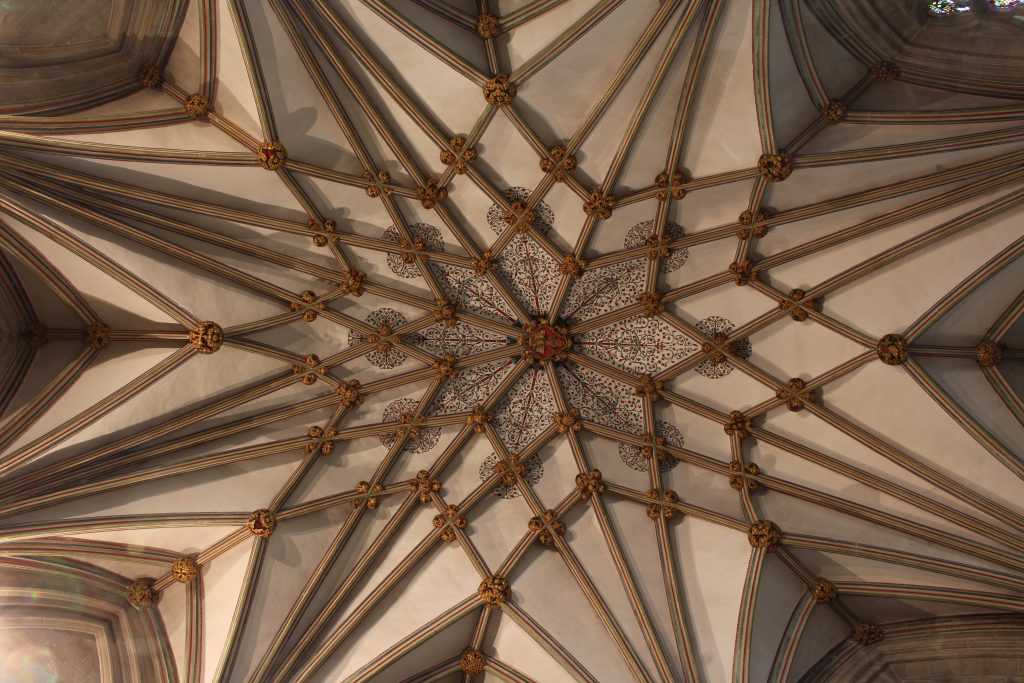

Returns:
0,0,1022,682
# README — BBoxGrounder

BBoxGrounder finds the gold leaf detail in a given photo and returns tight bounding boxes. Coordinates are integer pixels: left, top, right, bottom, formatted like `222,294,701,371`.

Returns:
748,519,782,549
257,141,287,170
184,93,210,119
724,410,751,439
127,579,158,608
247,509,277,538
171,557,200,583
575,469,605,499
757,152,792,181
876,334,908,366
483,75,516,106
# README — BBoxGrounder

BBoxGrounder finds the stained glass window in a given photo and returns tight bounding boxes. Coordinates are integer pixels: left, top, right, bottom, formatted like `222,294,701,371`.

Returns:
989,0,1023,10
927,0,973,14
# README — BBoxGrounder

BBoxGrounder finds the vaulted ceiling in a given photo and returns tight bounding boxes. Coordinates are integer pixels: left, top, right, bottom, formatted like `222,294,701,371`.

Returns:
0,1,1023,682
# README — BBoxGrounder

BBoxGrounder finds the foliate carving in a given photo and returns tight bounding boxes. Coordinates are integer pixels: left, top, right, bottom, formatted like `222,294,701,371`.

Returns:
724,410,752,439
640,433,668,464
757,152,793,181
363,321,392,352
338,269,366,297
495,459,524,486
520,320,572,363
554,408,582,433
655,171,686,200
619,421,680,473
293,354,326,384
461,648,486,674
291,290,324,322
353,310,404,368
353,481,383,510
171,557,200,583
432,353,460,381
257,141,287,170
305,425,337,455
483,74,517,106
540,145,577,181
559,254,586,279
876,333,908,366
84,322,111,349
635,374,663,401
483,453,536,498
395,411,424,441
433,504,467,542
471,251,495,276
440,136,476,174
467,405,494,432
363,170,392,198
695,316,752,379
127,579,157,608
702,333,735,365
247,509,277,538
976,340,1003,367
476,13,500,39
478,575,510,605
812,577,837,603
357,324,387,358
647,235,671,261
416,470,441,504
575,469,605,499
416,178,448,209
729,259,756,285
336,379,363,409
780,288,819,321
870,61,900,82
487,187,554,235
738,210,763,225
189,321,223,354
311,218,336,247
748,519,782,550
528,509,566,546
821,100,847,124
645,489,680,520
736,210,769,239
583,189,615,219
729,461,760,491
380,398,441,454
357,325,389,357
184,93,210,119
853,623,885,646
366,323,393,352
433,298,459,326
139,65,162,89
625,220,688,272
638,290,664,317
504,202,534,232
776,378,816,412
398,235,426,265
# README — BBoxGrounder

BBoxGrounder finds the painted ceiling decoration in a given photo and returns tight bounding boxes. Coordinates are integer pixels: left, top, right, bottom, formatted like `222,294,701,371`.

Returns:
0,0,1022,682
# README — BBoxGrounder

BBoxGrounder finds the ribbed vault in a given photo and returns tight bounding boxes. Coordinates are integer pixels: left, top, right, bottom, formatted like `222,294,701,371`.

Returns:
0,1,1022,682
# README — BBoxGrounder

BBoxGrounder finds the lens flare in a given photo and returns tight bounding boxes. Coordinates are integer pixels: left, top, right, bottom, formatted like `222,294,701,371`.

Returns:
0,644,60,683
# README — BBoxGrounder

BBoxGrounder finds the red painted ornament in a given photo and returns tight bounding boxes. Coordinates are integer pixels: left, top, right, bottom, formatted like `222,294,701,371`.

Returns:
523,321,572,362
